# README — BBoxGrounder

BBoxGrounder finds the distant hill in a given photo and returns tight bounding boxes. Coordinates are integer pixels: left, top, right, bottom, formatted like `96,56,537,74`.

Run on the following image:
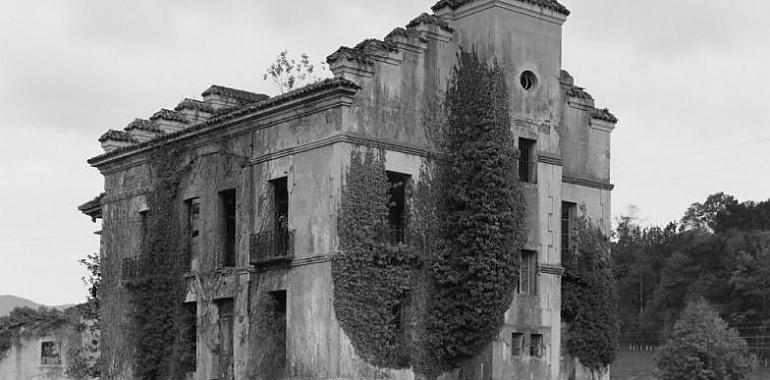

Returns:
0,295,43,316
0,295,76,317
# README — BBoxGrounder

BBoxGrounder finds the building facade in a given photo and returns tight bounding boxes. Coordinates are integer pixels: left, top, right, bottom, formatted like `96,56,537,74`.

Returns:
81,1,616,379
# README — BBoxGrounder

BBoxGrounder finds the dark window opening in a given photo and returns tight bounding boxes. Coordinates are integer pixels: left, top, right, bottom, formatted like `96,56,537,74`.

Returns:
266,177,292,258
216,298,234,380
139,210,149,251
561,202,577,255
271,177,289,231
519,250,538,295
512,333,524,356
518,138,537,183
220,189,236,267
530,334,544,357
386,171,410,244
41,341,61,365
185,198,200,269
182,302,197,372
269,290,287,375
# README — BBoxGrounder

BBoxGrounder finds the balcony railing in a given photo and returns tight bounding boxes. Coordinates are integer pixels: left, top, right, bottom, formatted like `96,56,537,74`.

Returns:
250,227,295,265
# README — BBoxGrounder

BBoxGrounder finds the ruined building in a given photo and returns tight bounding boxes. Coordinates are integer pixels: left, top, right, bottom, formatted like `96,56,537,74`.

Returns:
80,0,616,379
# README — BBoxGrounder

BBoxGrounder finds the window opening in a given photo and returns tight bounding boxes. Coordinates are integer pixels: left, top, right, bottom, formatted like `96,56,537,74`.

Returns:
219,190,236,267
520,71,538,91
41,341,61,365
216,298,234,380
511,333,524,356
269,290,287,375
182,302,197,372
519,250,538,295
561,202,577,255
386,171,410,244
530,334,544,357
270,177,291,257
186,198,200,270
139,210,149,251
518,138,537,183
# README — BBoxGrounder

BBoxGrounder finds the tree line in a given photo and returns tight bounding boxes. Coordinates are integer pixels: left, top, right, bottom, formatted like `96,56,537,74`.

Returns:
612,192,770,359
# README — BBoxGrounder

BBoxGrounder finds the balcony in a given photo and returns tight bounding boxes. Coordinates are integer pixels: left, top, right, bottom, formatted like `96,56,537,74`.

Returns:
250,227,295,266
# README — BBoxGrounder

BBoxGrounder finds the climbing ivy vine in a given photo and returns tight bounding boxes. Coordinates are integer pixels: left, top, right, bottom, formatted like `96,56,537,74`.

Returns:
333,49,527,378
415,49,526,376
333,149,417,368
561,212,619,372
127,146,195,380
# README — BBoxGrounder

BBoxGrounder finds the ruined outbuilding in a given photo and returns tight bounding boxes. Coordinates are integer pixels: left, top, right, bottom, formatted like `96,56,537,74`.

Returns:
81,0,617,379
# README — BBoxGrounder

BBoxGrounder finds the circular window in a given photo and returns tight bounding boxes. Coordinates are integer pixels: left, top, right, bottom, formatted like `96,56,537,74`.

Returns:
520,71,538,91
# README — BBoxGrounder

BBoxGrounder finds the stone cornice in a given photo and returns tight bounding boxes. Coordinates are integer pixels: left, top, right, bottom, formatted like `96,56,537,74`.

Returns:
442,0,568,25
538,153,562,166
538,263,565,276
562,175,614,191
248,133,436,166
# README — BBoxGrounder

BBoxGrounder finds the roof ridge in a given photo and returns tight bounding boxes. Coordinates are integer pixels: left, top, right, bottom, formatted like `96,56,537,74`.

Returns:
150,109,189,123
202,85,270,103
89,78,361,165
98,129,137,143
431,0,569,15
125,118,162,133
174,98,214,113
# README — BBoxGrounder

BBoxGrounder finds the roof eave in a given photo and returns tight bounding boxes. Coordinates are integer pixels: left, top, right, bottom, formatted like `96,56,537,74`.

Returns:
87,79,361,169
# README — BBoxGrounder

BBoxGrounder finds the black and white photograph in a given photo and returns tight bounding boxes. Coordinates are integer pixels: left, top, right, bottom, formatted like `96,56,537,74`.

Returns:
1,1,768,379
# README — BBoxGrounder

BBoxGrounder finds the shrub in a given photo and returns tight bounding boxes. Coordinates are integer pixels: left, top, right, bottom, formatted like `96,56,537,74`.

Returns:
656,299,754,380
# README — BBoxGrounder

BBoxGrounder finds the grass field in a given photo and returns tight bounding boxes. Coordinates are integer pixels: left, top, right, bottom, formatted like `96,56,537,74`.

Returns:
612,351,770,380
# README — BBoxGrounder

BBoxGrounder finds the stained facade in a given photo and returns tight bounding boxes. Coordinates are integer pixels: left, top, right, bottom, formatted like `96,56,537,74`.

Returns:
80,1,617,379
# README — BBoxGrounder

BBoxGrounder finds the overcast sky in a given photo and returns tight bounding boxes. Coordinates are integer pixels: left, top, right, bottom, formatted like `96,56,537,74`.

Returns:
0,0,768,305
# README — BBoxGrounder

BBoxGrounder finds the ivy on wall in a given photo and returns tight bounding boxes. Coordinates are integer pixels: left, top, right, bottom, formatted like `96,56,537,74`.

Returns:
127,146,196,380
333,50,527,378
561,213,619,372
415,49,526,376
332,149,417,368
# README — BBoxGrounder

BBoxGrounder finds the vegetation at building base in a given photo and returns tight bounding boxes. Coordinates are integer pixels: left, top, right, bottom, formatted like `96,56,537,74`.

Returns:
333,50,526,378
561,213,618,372
0,307,76,360
613,193,770,366
656,299,754,380
126,146,196,380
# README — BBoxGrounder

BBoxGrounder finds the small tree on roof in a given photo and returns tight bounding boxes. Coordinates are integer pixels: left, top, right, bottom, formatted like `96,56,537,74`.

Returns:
263,51,328,94
656,298,754,380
